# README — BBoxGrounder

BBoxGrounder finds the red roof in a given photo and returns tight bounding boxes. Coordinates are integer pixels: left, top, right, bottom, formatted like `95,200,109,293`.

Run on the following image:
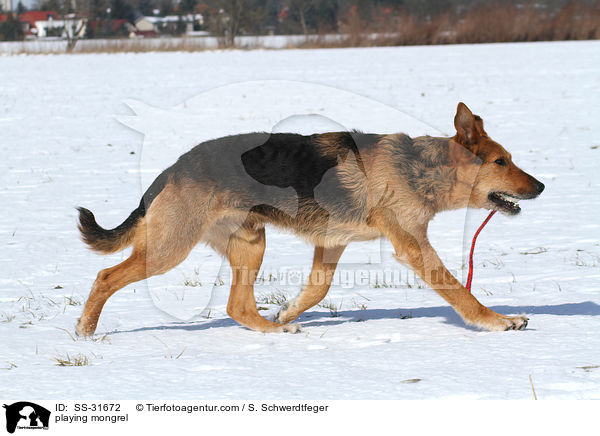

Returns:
0,10,59,25
89,19,129,33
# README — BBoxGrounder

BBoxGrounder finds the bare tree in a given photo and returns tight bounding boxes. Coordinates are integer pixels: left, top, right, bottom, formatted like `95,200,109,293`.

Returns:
208,0,269,47
211,0,244,46
36,0,87,51
287,0,339,36
64,18,86,51
289,0,311,36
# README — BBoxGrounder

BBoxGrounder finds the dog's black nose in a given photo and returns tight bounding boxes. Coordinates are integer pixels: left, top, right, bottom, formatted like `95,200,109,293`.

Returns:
535,180,545,194
528,175,544,195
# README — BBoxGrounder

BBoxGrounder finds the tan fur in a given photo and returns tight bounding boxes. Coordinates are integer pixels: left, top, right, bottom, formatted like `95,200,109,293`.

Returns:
275,245,346,324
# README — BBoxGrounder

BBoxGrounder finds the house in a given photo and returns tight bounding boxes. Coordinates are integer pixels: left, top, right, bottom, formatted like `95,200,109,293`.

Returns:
0,10,59,36
34,14,86,38
134,14,203,36
134,16,158,33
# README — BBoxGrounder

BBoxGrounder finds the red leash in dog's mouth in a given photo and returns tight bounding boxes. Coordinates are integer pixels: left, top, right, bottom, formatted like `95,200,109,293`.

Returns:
466,210,497,292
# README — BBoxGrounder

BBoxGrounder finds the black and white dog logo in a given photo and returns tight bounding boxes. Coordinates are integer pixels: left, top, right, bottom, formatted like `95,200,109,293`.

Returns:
3,402,50,433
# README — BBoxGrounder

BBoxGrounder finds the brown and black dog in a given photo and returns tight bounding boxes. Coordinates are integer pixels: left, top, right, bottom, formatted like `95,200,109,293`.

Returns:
75,102,544,336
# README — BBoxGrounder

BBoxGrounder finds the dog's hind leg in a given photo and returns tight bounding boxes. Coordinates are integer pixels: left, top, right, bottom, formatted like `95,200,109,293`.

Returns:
76,183,210,336
274,244,345,324
76,245,149,337
225,226,299,333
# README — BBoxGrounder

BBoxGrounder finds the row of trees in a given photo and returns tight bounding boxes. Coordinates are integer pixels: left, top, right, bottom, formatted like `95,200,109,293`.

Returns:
0,13,24,40
2,0,599,45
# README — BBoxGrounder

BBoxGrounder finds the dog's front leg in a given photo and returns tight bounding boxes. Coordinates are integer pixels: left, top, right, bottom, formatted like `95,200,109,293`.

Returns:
369,209,528,331
275,244,346,324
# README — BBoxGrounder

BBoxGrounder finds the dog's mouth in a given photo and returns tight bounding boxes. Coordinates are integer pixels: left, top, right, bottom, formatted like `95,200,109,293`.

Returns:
488,192,523,215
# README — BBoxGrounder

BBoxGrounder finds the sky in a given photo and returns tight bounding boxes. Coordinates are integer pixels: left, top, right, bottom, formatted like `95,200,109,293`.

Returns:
6,0,37,11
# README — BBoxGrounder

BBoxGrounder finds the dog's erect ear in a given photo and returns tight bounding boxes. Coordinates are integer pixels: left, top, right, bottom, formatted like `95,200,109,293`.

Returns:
473,115,487,137
454,102,480,146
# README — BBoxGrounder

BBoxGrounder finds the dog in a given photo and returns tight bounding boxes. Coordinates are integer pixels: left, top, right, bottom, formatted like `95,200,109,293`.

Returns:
75,102,544,336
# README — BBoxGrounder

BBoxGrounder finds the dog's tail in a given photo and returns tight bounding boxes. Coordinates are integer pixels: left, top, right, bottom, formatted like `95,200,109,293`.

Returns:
78,168,171,254
77,206,142,254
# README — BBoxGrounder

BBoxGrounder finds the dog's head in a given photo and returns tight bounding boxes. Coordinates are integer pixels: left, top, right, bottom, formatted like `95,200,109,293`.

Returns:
451,102,544,215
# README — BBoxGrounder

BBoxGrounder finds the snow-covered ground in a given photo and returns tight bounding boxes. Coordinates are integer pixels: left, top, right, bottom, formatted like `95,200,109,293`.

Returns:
1,41,599,400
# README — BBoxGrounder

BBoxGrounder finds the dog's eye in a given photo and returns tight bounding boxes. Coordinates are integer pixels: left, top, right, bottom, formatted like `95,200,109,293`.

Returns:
494,158,507,166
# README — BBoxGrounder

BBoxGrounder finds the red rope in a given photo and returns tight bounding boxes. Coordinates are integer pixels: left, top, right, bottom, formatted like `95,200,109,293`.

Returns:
466,210,497,292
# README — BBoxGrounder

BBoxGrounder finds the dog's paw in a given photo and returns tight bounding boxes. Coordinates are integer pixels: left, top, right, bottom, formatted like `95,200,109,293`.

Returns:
281,323,301,334
473,313,529,331
501,314,529,331
74,318,96,338
273,302,293,325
